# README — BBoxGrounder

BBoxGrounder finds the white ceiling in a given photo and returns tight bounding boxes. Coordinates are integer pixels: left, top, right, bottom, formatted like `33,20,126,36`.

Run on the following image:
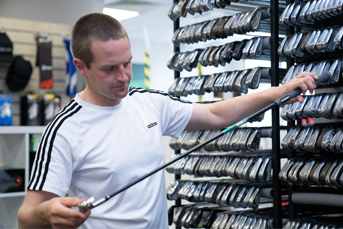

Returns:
103,0,176,43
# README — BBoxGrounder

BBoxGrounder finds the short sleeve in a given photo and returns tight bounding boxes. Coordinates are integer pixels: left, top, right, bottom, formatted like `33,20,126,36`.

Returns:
138,89,193,138
160,97,193,137
27,126,74,197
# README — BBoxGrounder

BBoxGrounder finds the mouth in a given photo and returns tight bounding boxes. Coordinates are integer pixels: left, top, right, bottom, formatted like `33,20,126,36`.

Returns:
114,83,128,89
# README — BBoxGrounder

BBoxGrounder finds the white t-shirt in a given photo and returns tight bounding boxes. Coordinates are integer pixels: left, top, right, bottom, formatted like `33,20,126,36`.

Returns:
28,87,193,229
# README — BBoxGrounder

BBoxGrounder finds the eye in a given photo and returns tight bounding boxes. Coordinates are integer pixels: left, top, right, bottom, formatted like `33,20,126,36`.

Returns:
103,67,114,72
124,61,131,67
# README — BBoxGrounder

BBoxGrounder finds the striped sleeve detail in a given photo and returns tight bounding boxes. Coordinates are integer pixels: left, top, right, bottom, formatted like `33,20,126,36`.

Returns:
28,99,82,191
128,87,192,104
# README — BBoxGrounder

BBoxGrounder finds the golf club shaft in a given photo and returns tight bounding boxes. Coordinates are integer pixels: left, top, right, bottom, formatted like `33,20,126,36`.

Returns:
80,71,331,212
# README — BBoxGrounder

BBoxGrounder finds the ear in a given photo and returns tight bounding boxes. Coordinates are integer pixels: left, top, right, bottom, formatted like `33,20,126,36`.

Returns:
73,58,88,77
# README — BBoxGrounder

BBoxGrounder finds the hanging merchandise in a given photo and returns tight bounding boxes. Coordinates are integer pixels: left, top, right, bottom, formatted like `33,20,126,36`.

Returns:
0,32,13,62
35,35,53,89
63,38,77,97
20,94,40,126
0,92,12,126
20,93,61,126
5,56,33,92
40,93,61,125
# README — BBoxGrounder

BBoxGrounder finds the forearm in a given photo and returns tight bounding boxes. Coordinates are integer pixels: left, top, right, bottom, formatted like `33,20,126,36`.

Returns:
186,86,282,130
18,203,52,229
186,72,317,131
210,86,283,128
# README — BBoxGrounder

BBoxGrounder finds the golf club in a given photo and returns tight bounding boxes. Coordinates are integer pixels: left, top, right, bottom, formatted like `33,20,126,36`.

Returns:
76,71,331,213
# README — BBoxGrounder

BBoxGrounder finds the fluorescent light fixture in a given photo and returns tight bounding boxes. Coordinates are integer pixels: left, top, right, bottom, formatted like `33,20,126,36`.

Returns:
103,8,139,21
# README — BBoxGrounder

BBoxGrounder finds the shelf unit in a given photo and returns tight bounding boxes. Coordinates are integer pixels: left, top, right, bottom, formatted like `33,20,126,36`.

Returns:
0,126,45,229
281,0,343,224
169,1,287,228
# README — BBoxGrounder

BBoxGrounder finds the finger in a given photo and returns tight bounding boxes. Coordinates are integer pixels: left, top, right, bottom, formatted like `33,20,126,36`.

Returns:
53,202,87,220
299,72,315,83
300,77,317,94
297,95,304,103
61,197,84,207
311,72,318,80
52,217,86,229
84,209,91,218
78,198,86,204
296,81,308,95
50,209,88,228
298,72,317,87
308,76,317,90
284,97,298,104
301,71,317,80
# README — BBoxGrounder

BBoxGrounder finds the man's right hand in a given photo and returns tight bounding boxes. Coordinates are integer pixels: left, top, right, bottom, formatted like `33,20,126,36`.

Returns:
18,190,91,229
41,197,91,228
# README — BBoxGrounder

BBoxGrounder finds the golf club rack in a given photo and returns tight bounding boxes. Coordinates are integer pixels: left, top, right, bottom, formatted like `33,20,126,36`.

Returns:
280,0,343,228
166,0,343,229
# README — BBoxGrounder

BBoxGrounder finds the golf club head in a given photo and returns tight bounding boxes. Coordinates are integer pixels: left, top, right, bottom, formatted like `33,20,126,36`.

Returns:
76,196,95,213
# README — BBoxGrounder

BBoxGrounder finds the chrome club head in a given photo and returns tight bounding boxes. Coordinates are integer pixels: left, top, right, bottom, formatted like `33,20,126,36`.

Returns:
77,197,95,213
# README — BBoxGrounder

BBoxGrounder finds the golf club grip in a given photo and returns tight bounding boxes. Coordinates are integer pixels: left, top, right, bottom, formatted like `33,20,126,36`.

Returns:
277,71,331,104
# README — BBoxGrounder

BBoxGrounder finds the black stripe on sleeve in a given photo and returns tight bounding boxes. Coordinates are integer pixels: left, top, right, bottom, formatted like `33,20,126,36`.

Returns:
128,87,192,104
28,100,77,189
39,105,82,190
28,100,82,190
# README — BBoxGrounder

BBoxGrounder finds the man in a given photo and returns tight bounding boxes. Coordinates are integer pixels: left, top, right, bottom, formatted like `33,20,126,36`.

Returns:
18,13,317,229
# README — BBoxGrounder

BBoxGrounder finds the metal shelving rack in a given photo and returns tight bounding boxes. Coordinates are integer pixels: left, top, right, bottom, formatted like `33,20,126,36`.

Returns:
282,0,343,223
172,3,182,228
284,0,298,221
270,1,282,227
170,1,287,228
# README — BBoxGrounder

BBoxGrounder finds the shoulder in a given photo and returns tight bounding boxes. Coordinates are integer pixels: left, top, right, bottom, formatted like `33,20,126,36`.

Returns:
53,99,83,123
128,87,192,104
44,99,83,137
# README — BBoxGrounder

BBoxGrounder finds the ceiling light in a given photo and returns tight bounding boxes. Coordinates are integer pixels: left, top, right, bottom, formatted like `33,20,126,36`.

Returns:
103,8,139,21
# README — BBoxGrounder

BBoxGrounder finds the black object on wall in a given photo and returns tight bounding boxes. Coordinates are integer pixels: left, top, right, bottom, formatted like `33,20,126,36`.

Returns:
0,33,13,62
20,93,61,126
6,56,33,92
35,35,53,89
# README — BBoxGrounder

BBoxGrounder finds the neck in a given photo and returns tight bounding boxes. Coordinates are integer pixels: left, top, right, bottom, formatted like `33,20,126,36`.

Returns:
78,88,121,107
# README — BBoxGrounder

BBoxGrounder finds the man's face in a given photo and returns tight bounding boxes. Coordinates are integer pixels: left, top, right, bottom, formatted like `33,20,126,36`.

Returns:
84,37,132,106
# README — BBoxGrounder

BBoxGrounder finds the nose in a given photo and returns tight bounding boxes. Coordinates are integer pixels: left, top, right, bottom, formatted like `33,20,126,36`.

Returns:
116,64,129,82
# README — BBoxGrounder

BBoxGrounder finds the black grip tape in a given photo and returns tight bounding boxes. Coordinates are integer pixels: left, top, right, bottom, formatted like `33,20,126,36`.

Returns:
315,71,331,85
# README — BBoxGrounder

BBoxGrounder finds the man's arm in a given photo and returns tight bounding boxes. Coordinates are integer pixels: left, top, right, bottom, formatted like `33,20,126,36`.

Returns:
186,72,317,131
18,190,90,229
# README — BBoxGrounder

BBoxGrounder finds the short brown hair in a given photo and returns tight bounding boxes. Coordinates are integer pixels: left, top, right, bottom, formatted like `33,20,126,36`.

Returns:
71,13,128,68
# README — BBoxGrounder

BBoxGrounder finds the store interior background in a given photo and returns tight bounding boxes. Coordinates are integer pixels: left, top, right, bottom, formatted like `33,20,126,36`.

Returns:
0,0,275,228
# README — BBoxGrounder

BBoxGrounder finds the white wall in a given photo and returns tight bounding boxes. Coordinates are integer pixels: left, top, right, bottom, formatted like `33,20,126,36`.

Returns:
129,38,176,92
0,0,104,96
0,0,104,34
